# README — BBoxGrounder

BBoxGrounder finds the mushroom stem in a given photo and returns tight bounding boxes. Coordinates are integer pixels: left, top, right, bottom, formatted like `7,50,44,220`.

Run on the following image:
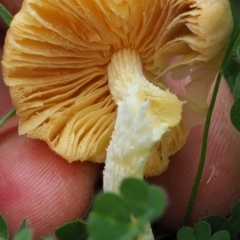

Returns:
104,49,172,192
103,99,162,240
103,49,182,239
104,48,183,190
103,98,168,192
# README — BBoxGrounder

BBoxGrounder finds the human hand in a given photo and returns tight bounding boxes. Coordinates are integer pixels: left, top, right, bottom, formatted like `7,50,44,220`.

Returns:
1,0,240,238
0,28,102,240
148,77,240,230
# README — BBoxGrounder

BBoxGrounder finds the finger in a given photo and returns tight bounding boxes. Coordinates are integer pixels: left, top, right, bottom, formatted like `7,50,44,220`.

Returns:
0,48,102,239
0,121,102,239
148,79,240,230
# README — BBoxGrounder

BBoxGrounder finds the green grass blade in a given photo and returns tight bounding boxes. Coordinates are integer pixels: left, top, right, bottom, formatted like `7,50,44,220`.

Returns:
0,4,13,26
183,59,223,226
184,24,240,225
0,108,16,127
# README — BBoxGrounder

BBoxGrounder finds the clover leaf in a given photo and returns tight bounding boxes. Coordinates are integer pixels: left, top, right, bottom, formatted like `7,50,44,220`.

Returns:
194,221,211,240
13,228,33,240
88,177,167,240
209,230,230,240
177,226,195,240
177,221,230,240
231,200,240,235
55,220,88,240
17,219,28,232
230,97,240,131
0,215,9,240
201,214,238,240
0,215,55,240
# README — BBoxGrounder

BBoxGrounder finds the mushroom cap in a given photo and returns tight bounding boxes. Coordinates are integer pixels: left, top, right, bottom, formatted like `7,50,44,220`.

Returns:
2,0,232,175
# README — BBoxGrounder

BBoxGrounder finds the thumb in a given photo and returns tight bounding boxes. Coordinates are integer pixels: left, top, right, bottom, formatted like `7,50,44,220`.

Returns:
0,47,102,238
148,79,240,230
0,120,102,239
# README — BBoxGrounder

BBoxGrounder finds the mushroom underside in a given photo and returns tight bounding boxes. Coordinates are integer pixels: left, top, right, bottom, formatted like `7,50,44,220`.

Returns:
2,0,232,176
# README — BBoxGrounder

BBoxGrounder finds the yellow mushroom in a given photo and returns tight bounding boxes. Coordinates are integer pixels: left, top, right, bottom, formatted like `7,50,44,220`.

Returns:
2,0,233,239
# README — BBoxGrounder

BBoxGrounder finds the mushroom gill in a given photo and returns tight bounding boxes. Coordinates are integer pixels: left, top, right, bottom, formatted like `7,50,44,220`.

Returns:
2,0,232,178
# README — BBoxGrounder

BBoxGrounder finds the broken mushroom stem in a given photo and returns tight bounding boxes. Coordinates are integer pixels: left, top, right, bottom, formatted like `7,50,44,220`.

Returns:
103,49,183,239
103,99,163,240
103,97,168,191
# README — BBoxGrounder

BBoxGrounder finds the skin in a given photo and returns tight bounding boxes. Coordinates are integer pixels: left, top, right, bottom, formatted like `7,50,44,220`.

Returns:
1,0,240,238
0,50,102,239
148,77,240,230
0,18,102,237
